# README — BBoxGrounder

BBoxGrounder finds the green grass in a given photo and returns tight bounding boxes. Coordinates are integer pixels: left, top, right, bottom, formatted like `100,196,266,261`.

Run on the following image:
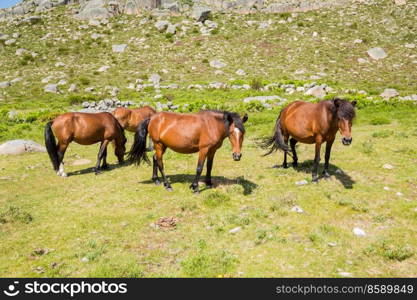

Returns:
0,105,416,277
0,0,416,278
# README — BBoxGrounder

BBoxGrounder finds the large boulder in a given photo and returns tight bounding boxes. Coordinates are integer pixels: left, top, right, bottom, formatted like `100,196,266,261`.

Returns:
191,4,212,22
75,0,112,20
0,140,46,155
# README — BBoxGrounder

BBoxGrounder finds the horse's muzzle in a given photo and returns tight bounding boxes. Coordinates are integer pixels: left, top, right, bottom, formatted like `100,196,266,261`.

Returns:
342,137,352,146
233,153,242,161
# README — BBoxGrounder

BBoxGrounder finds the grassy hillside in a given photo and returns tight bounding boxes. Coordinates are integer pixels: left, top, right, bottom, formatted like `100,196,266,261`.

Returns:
0,0,416,277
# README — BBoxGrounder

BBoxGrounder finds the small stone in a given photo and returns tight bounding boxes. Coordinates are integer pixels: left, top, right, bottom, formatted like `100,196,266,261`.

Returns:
98,65,110,72
383,163,394,169
229,227,242,234
338,272,353,277
405,43,415,49
354,39,363,44
353,227,366,237
236,69,246,76
367,47,387,60
0,81,11,88
396,192,403,197
383,186,390,191
81,257,89,263
290,206,304,213
380,88,399,99
328,242,337,247
209,59,227,69
295,180,308,186
112,44,127,53
44,84,59,94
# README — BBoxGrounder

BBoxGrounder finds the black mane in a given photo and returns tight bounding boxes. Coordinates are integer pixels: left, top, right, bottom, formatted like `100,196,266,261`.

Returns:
332,98,356,120
202,110,246,134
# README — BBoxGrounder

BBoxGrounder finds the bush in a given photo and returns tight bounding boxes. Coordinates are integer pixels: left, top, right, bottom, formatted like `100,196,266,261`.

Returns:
250,78,264,90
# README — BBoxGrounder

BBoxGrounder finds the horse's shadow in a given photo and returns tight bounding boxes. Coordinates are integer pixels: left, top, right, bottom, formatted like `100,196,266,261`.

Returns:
66,162,126,176
140,174,258,195
274,160,355,189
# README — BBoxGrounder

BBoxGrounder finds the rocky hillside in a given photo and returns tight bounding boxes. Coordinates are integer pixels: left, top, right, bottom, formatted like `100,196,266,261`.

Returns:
1,1,352,20
0,0,415,133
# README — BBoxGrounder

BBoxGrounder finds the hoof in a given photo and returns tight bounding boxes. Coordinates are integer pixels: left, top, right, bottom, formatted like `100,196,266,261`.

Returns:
205,183,213,189
312,178,319,183
193,189,200,194
153,179,161,185
56,171,67,177
101,164,109,170
323,172,331,179
292,162,298,167
272,165,280,169
165,186,173,191
282,164,289,169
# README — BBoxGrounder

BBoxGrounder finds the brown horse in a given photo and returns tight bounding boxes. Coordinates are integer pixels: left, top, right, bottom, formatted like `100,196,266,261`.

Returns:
44,112,127,177
127,110,248,193
261,98,356,182
112,106,156,132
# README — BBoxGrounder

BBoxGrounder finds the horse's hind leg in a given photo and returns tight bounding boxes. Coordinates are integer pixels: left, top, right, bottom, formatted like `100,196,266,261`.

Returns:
155,143,171,190
290,138,298,167
190,148,208,194
152,154,160,185
57,142,69,177
282,135,289,168
95,140,109,175
101,146,108,169
205,151,216,189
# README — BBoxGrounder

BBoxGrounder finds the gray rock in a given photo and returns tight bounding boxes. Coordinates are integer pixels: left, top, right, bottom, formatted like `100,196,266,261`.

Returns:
236,69,246,76
112,44,127,53
367,47,387,60
155,20,170,32
0,81,11,88
44,84,59,94
295,179,308,186
229,226,242,234
149,73,161,85
0,140,46,155
209,59,227,69
166,24,177,35
380,88,399,99
305,85,327,99
290,205,304,213
191,4,211,22
5,39,16,46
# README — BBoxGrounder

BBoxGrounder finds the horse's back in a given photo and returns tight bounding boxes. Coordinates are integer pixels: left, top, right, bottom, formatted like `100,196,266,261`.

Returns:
53,112,120,144
149,111,217,153
281,101,325,143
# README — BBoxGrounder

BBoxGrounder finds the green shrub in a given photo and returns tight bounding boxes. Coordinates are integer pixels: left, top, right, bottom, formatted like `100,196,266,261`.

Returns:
0,206,33,224
250,78,264,90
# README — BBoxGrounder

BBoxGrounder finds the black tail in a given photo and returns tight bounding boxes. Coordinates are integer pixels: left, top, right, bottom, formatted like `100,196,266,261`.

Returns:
259,113,289,156
44,121,59,171
127,118,151,165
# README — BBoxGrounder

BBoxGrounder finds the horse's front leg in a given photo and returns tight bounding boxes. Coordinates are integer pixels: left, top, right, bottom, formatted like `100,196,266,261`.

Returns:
95,140,109,175
205,150,216,188
323,138,334,178
190,148,208,194
312,138,322,183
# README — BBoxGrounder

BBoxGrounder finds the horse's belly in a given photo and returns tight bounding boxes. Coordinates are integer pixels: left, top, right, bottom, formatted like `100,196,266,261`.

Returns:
73,137,101,145
168,145,199,154
292,135,315,144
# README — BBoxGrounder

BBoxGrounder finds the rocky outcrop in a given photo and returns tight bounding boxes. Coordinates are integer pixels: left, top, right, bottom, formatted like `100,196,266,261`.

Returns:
0,0,361,20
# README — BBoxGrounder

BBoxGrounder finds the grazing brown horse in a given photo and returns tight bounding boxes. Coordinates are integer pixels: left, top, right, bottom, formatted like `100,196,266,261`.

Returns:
128,110,248,193
112,106,156,132
261,98,356,182
44,112,127,177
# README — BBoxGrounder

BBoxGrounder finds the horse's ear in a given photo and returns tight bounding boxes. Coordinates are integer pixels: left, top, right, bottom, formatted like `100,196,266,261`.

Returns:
242,113,248,123
351,100,357,107
333,98,342,108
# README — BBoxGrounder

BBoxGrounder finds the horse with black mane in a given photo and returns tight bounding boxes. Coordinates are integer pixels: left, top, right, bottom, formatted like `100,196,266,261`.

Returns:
261,98,357,182
44,112,127,177
128,110,248,193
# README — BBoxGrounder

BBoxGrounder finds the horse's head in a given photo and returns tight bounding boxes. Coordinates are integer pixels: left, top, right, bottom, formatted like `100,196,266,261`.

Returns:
224,112,248,161
115,133,127,163
334,98,357,146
